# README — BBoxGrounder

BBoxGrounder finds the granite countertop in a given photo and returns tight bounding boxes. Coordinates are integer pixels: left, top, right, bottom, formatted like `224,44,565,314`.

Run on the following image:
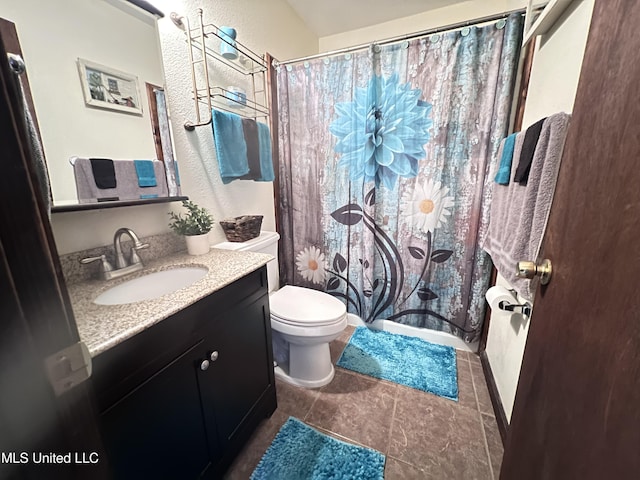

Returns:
67,248,272,357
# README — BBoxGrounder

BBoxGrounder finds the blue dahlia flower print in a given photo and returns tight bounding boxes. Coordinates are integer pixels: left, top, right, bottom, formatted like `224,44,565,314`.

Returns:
330,73,433,190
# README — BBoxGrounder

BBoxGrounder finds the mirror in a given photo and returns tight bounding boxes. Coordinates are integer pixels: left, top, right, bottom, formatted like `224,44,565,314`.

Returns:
0,0,180,208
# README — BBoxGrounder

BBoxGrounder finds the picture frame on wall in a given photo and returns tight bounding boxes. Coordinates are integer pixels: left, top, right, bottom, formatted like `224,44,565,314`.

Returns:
77,58,143,115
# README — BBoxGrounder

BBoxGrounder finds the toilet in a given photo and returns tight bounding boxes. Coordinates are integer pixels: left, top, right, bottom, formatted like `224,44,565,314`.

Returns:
214,231,347,388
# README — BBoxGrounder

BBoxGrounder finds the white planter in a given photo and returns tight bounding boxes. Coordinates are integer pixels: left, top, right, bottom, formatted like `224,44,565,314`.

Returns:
184,233,210,256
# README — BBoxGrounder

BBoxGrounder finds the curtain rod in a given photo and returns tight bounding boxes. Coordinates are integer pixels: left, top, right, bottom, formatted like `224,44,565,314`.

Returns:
275,5,542,67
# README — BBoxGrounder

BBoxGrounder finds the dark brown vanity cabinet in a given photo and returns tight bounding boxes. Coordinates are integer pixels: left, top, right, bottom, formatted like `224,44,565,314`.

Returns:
93,266,277,479
100,340,211,478
198,293,274,455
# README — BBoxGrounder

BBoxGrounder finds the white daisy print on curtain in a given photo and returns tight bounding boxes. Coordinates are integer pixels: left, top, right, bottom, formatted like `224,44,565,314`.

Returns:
296,246,328,285
402,179,455,234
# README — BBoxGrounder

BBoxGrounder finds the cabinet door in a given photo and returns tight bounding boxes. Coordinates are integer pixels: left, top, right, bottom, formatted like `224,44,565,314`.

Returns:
198,294,273,446
100,341,213,479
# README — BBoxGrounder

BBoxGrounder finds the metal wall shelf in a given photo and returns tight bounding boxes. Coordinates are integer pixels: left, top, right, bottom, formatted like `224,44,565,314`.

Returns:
172,9,269,130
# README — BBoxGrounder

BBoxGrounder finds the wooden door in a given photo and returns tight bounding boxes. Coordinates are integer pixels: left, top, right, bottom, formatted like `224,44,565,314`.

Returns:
500,1,640,478
0,34,107,479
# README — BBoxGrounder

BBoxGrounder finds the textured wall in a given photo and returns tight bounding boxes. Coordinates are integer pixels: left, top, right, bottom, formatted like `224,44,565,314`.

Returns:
50,0,317,254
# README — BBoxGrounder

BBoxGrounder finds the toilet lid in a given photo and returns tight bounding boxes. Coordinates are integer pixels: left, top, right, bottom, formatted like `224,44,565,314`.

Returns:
270,285,346,326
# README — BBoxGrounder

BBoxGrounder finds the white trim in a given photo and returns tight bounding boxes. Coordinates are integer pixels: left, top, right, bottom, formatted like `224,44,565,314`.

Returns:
523,0,576,45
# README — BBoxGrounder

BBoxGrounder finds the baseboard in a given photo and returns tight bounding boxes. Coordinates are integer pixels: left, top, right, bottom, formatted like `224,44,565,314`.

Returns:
479,351,509,445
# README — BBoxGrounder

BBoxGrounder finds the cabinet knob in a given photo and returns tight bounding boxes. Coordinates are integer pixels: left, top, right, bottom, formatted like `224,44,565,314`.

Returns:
210,351,219,362
200,359,210,371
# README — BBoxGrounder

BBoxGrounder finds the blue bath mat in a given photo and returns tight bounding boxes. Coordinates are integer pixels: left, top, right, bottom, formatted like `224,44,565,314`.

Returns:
251,417,385,480
337,327,458,400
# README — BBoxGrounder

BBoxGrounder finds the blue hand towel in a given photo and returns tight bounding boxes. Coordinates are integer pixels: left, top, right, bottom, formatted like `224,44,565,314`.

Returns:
494,133,517,185
212,109,249,183
134,160,157,187
257,121,274,182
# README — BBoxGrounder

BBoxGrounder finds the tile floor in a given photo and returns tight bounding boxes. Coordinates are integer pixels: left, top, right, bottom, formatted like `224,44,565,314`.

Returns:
225,326,504,479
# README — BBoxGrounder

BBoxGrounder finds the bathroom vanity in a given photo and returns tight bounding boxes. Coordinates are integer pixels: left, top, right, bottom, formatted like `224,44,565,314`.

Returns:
68,250,276,478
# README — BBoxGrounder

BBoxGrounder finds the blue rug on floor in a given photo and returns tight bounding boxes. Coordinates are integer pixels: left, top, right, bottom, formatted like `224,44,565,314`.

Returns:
337,327,458,400
250,417,385,480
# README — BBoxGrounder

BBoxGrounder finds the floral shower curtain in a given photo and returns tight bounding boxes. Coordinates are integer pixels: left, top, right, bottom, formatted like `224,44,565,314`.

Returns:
276,15,523,342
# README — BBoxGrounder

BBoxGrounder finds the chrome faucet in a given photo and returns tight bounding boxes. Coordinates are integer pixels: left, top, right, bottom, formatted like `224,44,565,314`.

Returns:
80,227,149,280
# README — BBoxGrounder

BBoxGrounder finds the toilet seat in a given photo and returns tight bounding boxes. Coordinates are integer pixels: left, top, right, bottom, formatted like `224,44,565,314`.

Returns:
269,285,346,327
271,314,344,327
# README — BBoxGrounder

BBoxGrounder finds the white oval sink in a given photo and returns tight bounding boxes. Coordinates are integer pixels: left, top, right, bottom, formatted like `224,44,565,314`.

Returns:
94,267,208,305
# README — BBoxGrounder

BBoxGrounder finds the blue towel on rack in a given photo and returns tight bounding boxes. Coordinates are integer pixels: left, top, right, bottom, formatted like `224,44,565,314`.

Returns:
212,109,249,183
257,121,274,182
494,133,517,185
134,160,157,187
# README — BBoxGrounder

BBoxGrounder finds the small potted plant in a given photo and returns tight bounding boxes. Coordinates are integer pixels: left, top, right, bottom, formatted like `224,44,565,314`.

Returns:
168,200,214,255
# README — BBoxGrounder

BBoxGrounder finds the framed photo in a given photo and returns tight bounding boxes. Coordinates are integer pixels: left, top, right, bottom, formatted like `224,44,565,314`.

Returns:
77,58,143,115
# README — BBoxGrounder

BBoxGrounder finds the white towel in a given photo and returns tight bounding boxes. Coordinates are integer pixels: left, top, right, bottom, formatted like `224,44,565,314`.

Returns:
483,112,571,301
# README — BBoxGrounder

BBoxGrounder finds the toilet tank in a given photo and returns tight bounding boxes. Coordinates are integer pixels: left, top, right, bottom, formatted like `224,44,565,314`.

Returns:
213,231,280,292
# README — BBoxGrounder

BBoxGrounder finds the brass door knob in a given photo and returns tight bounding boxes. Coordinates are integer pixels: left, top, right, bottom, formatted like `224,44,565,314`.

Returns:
516,259,552,285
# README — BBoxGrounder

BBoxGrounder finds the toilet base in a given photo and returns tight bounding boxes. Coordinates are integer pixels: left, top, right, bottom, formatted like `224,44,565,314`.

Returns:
271,325,344,389
274,363,335,389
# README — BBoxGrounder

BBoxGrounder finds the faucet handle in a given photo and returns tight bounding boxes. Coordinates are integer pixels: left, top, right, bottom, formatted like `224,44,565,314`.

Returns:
130,243,149,265
80,254,114,275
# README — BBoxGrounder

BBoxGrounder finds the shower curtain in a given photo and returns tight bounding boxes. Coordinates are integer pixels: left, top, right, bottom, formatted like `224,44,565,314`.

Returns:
276,16,523,342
